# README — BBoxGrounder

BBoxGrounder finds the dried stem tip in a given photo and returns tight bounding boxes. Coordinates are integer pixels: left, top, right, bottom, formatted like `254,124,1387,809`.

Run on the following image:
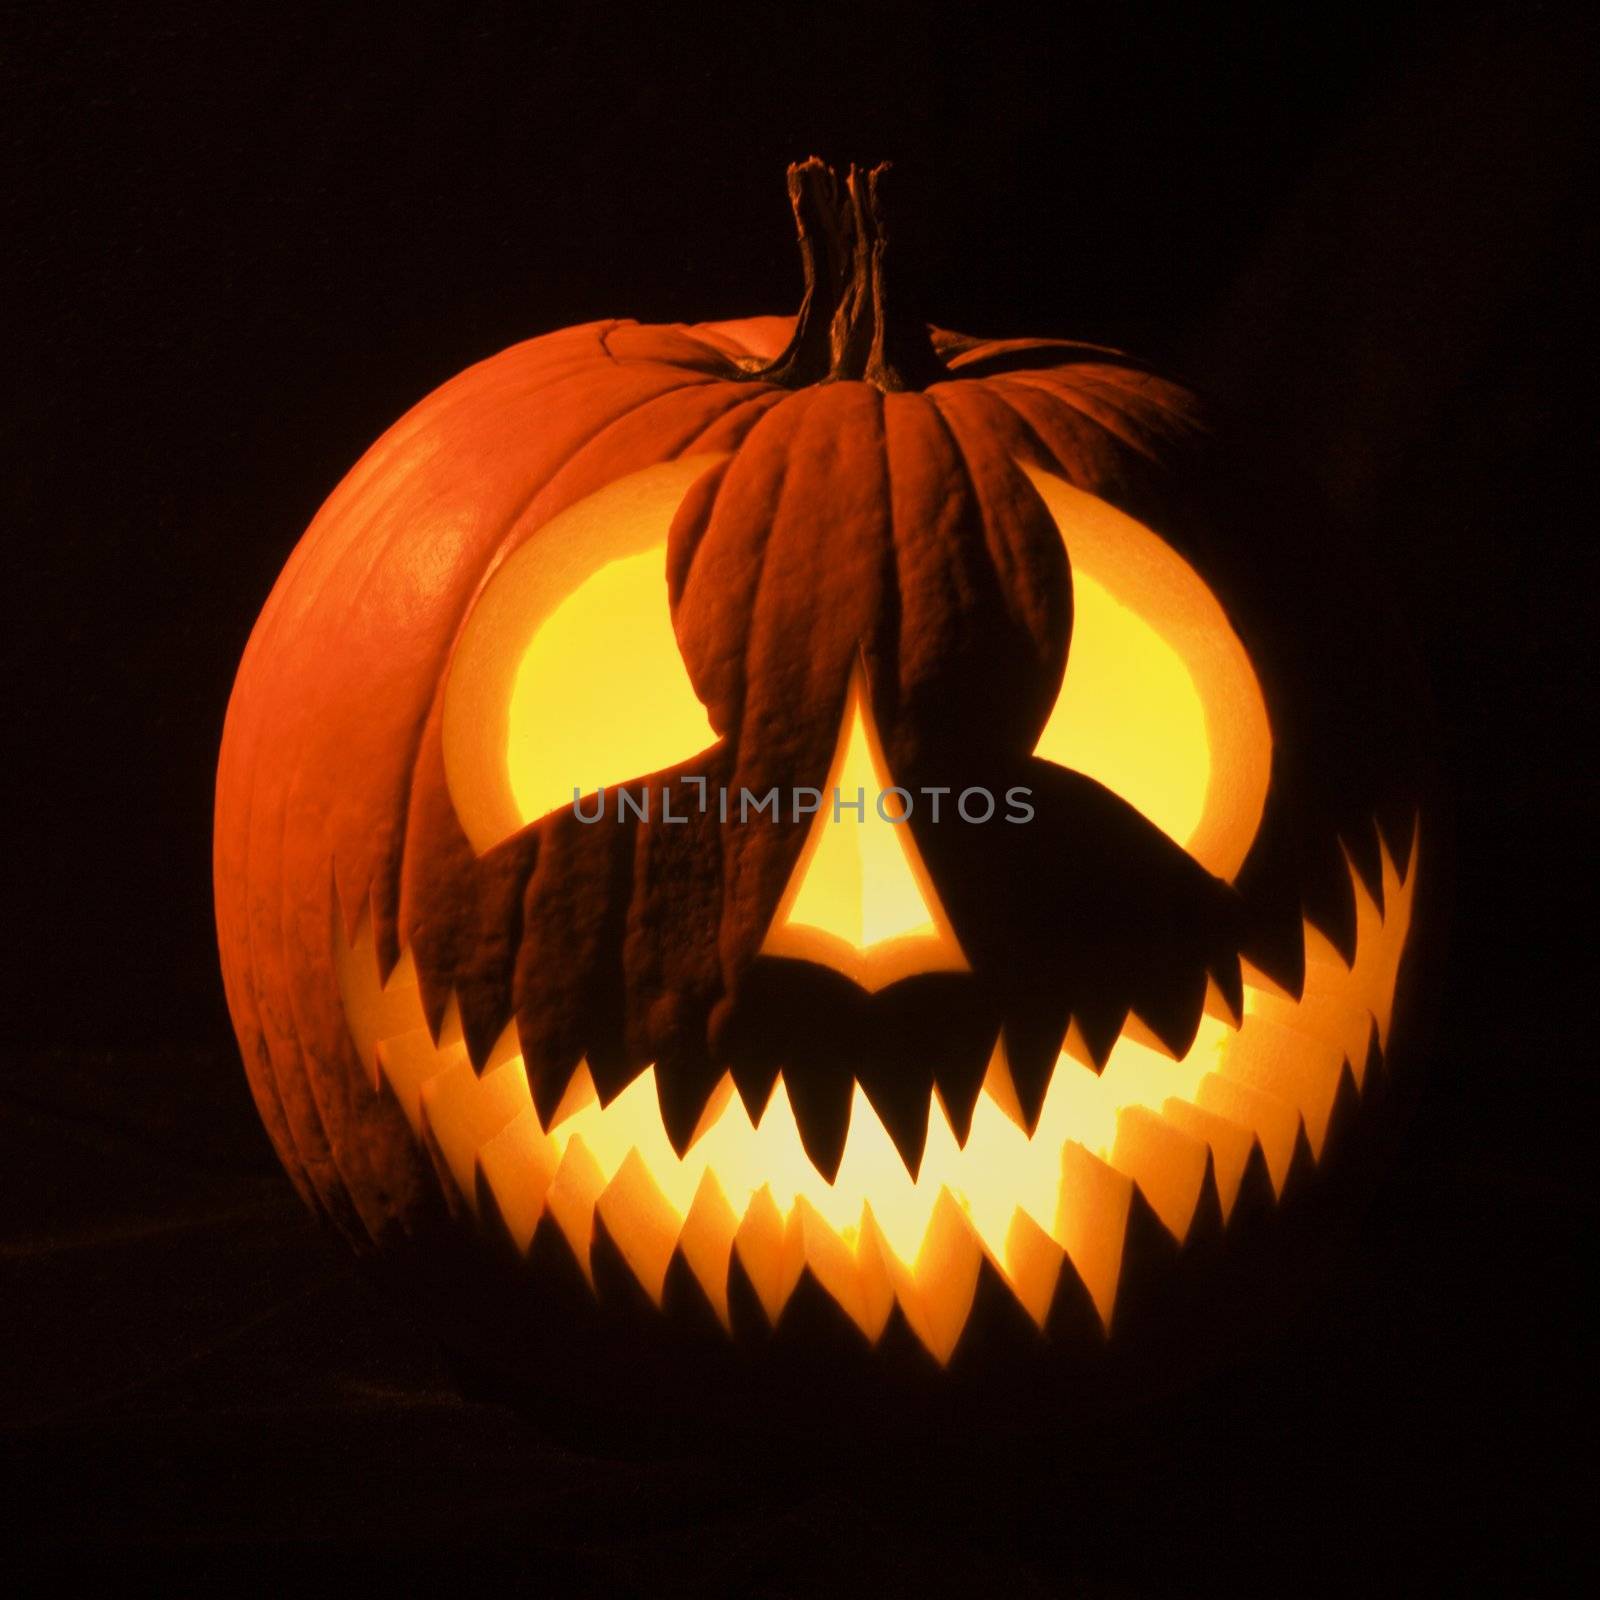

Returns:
755,158,948,392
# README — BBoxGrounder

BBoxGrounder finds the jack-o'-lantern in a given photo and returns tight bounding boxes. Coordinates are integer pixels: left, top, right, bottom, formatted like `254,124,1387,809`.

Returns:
215,161,1426,1420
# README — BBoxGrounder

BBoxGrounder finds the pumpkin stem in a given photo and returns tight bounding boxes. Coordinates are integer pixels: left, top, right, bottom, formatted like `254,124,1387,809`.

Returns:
753,158,949,392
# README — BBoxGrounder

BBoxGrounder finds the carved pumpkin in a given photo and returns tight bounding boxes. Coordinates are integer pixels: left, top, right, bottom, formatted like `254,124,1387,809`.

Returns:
215,161,1424,1404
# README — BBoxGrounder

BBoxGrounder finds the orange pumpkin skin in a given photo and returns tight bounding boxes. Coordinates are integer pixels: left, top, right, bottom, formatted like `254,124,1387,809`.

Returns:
215,165,1426,1420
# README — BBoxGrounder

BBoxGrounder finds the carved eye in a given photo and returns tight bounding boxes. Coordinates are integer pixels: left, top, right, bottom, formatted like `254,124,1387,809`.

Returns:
1025,468,1272,882
443,457,726,854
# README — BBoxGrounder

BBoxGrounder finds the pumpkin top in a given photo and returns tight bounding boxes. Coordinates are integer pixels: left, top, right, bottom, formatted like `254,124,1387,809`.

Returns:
750,158,950,393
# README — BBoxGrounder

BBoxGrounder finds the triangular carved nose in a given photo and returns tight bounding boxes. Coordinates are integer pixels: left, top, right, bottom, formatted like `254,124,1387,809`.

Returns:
760,678,969,991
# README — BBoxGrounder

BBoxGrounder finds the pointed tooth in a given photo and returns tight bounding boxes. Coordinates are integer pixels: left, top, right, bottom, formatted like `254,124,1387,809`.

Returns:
1240,883,1308,1000
1352,1018,1382,1093
594,1149,681,1306
733,1185,806,1326
879,1190,982,1366
1195,1072,1300,1196
1342,820,1385,916
374,1026,457,1132
1061,1017,1095,1069
861,974,996,1151
981,1044,1030,1135
583,1034,641,1108
1301,835,1359,966
1159,1097,1257,1223
1128,961,1207,1061
1068,1000,1125,1071
545,1061,598,1130
1377,805,1418,882
457,978,515,1073
480,1020,523,1071
1121,1011,1185,1062
1240,954,1299,1003
1054,1141,1134,1332
729,1055,780,1125
1207,956,1244,1028
413,964,455,1050
678,1168,739,1329
715,959,862,1156
1063,1007,1123,1072
1001,1207,1065,1330
521,1020,584,1126
542,1135,607,1282
929,1026,1001,1149
711,985,782,1124
434,994,465,1050
793,1196,895,1344
654,1051,725,1158
1000,999,1070,1132
1108,1104,1210,1244
855,1060,933,1180
417,1055,532,1206
683,1073,738,1153
336,919,420,1084
783,1063,855,1183
931,1066,986,1150
477,1107,558,1252
1220,1013,1346,1158
1201,977,1242,1034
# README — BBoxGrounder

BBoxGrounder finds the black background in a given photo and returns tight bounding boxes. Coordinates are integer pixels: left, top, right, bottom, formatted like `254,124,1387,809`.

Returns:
5,0,1594,1587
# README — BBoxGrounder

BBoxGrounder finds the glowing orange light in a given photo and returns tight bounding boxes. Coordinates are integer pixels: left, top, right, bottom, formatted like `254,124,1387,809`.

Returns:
339,832,1416,1362
1027,469,1272,881
760,677,968,990
442,456,727,852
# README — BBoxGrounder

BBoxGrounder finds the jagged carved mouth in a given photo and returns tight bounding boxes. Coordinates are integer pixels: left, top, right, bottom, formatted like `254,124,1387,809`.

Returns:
333,455,1418,1362
338,830,1414,1364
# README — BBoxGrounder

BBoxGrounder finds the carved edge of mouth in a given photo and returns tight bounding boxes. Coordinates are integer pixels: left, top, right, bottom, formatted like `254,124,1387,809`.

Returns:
336,825,1417,1365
